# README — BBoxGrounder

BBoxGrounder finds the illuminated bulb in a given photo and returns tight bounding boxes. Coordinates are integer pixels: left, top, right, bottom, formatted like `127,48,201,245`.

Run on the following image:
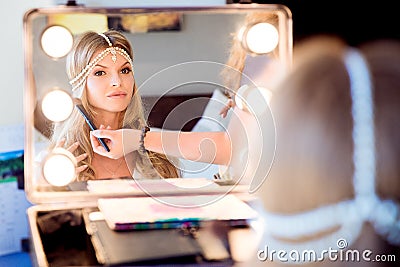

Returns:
42,89,73,122
41,25,73,58
42,148,76,187
235,85,272,115
235,84,249,111
244,23,279,55
258,87,273,104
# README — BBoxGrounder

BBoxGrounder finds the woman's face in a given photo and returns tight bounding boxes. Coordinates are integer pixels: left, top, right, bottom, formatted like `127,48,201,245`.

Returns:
86,48,134,113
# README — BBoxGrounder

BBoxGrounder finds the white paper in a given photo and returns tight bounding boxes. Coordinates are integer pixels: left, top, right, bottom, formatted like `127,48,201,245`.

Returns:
98,194,259,230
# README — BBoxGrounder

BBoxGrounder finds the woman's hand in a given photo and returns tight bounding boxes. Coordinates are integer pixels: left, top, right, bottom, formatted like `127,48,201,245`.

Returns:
90,126,141,159
56,138,88,174
219,98,235,118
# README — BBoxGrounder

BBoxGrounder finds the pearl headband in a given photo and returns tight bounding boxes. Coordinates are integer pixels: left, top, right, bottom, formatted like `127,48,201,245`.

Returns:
257,49,400,263
69,33,134,92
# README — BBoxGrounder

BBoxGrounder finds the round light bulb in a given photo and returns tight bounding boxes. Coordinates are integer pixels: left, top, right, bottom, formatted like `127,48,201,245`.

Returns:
42,148,76,187
41,89,73,122
258,87,273,104
245,23,279,55
235,84,249,111
235,85,272,115
41,25,73,58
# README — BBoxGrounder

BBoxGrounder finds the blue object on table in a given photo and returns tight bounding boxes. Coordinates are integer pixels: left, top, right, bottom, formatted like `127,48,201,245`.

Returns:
0,252,32,267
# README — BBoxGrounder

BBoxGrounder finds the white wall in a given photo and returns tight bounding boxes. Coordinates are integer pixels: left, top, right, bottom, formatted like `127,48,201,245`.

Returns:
0,0,225,126
0,1,54,125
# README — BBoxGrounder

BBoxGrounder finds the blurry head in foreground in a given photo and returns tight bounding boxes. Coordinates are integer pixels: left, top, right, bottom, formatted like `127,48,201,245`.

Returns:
255,36,400,266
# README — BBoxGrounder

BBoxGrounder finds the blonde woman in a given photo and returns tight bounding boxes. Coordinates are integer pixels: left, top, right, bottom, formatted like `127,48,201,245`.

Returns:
50,30,180,181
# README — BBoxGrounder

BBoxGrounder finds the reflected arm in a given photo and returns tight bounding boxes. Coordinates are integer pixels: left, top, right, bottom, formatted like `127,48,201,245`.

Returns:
91,129,232,166
145,131,231,166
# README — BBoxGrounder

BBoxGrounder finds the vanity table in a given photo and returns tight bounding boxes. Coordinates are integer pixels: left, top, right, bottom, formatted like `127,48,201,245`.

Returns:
23,3,292,266
27,182,263,266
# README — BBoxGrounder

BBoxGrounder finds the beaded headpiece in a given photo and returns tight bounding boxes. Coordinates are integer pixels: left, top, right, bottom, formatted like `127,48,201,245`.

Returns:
69,33,134,92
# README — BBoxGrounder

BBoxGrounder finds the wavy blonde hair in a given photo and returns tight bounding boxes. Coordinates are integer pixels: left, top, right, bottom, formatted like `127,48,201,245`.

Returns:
51,30,179,180
221,12,279,94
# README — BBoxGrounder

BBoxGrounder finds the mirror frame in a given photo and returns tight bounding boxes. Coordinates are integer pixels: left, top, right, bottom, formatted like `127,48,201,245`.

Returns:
24,4,292,204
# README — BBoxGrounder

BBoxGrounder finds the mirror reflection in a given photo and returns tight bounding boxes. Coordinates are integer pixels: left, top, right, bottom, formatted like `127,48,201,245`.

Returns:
24,6,291,201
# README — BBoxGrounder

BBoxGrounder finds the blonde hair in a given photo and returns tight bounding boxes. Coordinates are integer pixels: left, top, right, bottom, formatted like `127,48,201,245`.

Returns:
257,35,400,256
51,30,179,180
221,12,279,94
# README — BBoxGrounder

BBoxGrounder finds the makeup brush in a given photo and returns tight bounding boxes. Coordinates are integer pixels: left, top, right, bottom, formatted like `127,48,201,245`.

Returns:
73,98,110,152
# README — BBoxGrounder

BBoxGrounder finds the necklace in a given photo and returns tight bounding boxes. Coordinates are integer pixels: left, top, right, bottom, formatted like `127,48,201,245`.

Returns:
102,158,125,178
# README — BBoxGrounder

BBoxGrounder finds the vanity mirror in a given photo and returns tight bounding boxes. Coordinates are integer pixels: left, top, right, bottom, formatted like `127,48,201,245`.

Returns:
24,4,292,204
